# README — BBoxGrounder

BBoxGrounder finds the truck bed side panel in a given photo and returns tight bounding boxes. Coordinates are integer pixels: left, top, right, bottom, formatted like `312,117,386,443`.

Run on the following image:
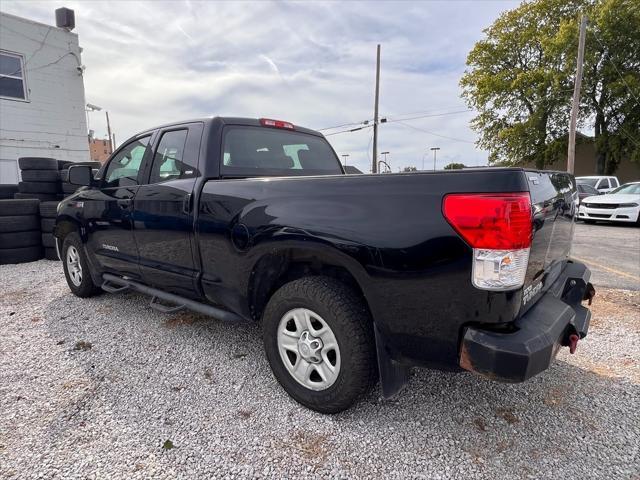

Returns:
197,169,529,369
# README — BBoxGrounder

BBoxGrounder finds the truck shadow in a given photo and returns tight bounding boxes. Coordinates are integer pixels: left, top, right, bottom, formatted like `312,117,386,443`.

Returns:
41,290,638,475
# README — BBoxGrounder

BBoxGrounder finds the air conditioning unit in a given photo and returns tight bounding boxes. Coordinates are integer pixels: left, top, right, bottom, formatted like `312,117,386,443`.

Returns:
55,7,75,31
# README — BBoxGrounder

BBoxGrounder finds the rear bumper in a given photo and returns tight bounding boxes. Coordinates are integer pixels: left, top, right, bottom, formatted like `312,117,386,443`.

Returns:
459,261,593,383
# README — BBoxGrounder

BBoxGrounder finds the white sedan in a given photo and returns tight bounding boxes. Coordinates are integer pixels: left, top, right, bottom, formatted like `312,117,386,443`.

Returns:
578,181,640,225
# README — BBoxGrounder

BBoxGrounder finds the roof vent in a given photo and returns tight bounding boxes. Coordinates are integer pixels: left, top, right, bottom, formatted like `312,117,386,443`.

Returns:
55,7,75,31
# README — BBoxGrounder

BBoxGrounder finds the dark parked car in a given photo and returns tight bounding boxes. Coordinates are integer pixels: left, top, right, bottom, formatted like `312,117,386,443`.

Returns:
55,117,594,413
576,182,600,203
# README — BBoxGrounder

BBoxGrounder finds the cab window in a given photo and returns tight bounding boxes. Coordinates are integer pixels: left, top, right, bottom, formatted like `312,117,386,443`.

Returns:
149,129,196,184
103,136,150,188
221,126,342,177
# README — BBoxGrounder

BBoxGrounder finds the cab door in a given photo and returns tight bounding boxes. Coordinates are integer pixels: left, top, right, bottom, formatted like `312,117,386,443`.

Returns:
85,134,153,278
132,123,204,298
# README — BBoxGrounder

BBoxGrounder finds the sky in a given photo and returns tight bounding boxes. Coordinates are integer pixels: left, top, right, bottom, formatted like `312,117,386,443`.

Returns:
2,0,520,173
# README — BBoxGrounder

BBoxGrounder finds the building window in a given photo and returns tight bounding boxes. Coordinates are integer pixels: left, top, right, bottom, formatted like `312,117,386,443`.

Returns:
0,51,27,100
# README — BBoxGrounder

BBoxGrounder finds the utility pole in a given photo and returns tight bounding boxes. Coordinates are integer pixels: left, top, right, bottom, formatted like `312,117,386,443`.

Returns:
372,44,381,174
112,133,117,150
431,147,440,171
567,15,587,174
105,111,113,154
341,154,349,166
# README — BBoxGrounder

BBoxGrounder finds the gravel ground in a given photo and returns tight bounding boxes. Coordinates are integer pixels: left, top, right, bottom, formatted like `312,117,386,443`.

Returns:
1,260,639,479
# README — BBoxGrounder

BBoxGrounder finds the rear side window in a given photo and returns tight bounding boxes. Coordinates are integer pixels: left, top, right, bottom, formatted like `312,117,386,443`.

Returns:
149,129,195,183
103,136,150,188
598,178,610,189
577,178,598,187
222,127,342,176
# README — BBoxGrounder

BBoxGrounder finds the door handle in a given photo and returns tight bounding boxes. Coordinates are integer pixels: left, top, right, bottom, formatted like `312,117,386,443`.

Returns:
117,199,132,209
182,193,192,215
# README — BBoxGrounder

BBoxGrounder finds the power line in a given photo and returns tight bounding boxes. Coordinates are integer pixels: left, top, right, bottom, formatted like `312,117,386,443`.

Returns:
393,120,476,144
324,125,373,136
385,109,473,123
317,120,371,131
318,108,474,133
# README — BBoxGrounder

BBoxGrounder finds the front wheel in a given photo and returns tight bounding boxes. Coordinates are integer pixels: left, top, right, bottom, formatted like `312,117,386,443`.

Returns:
262,276,377,413
61,232,102,298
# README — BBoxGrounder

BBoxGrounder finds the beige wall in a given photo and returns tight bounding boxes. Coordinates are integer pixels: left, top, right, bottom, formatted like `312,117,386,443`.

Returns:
540,141,640,183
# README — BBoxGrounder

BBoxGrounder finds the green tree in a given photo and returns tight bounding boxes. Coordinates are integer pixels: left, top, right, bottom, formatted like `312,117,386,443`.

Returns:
581,0,640,173
444,163,466,170
402,166,418,172
460,0,640,173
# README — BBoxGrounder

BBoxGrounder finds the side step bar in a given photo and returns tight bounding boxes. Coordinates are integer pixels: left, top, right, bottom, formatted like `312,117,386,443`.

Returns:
101,273,248,323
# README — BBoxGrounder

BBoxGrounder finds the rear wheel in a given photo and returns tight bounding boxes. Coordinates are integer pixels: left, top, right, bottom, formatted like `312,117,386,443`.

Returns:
61,232,101,297
262,276,376,413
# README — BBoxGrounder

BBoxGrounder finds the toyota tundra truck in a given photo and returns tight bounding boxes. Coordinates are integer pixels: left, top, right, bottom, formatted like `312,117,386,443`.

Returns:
55,117,595,413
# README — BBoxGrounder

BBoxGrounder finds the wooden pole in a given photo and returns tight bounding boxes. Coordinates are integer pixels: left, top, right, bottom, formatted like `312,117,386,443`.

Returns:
567,16,587,174
372,44,380,173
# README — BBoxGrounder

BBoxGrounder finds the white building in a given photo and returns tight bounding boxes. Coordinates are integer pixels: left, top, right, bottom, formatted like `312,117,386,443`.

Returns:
0,9,89,184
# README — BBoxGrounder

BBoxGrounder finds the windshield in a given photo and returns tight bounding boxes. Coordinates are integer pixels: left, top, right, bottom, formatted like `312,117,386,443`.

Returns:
576,178,598,187
222,126,342,177
609,183,640,195
577,183,599,194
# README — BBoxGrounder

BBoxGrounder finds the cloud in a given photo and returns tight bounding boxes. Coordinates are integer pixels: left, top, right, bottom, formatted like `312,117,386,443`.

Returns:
2,0,519,173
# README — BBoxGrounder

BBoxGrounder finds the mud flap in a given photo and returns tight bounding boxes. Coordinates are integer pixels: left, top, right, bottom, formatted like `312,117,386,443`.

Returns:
374,323,411,399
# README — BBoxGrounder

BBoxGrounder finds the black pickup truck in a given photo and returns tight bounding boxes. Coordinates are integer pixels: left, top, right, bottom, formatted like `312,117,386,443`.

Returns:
56,117,594,413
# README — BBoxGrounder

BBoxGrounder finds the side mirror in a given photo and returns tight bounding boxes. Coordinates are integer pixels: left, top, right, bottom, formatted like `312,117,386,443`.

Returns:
68,165,93,186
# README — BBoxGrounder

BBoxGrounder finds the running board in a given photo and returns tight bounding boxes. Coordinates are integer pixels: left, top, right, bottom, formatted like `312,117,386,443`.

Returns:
101,273,248,323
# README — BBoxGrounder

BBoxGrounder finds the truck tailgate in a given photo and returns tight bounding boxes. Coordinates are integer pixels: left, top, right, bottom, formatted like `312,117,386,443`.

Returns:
521,170,577,313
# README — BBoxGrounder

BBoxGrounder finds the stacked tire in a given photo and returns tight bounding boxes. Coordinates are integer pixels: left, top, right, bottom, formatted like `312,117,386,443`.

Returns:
0,199,43,265
60,161,101,196
16,157,61,201
0,184,19,199
40,201,60,261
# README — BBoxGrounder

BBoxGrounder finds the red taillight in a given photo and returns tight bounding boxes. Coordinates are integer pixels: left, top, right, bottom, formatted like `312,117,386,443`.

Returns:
442,193,532,249
260,118,295,130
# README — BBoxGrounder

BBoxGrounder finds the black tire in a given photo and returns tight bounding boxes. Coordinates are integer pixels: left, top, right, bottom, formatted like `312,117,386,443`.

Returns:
0,184,19,199
61,232,101,297
0,199,40,216
39,201,59,218
41,233,56,248
18,181,60,194
62,183,78,194
0,230,41,248
0,245,43,265
45,247,60,261
18,157,58,171
20,170,60,182
41,218,56,231
262,276,376,413
0,215,39,233
13,192,58,201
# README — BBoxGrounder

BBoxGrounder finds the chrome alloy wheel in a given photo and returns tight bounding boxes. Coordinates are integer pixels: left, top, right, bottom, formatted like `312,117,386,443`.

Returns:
66,245,82,287
277,308,341,391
